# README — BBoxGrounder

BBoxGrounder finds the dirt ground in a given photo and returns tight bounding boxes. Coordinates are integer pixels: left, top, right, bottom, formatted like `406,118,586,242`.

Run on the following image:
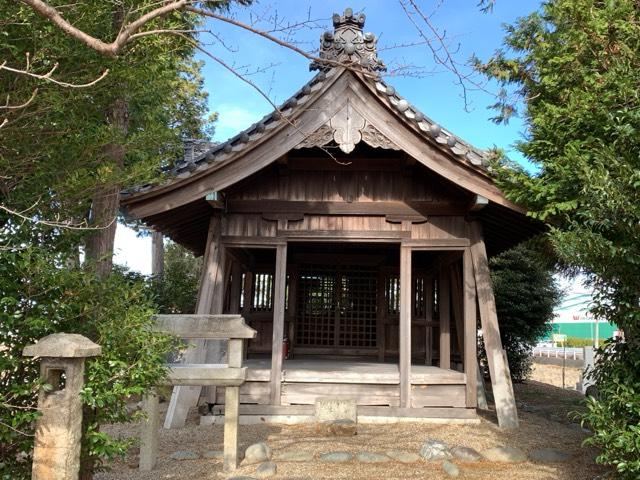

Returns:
96,364,607,480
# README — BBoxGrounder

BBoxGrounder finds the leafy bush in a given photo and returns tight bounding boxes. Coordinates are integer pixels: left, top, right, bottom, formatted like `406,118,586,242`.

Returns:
563,336,595,348
487,244,560,382
152,241,202,314
0,247,177,479
579,338,640,478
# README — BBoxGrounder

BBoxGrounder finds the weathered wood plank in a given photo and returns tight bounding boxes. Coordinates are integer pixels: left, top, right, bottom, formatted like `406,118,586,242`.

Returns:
399,245,412,408
469,221,518,428
269,244,287,405
411,384,466,408
402,238,470,248
164,365,247,386
278,229,410,239
153,315,256,339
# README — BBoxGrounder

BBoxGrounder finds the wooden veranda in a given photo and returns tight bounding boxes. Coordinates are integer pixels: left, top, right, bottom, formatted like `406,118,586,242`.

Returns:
121,8,543,428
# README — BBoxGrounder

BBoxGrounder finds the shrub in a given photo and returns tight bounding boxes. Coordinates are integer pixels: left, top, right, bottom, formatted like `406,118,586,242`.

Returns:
487,244,561,382
579,337,640,478
0,247,177,479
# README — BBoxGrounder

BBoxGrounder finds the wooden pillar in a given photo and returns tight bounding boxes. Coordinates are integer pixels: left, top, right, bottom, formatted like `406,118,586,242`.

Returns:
377,269,386,362
164,216,224,429
228,262,243,314
438,267,451,370
463,248,478,408
425,276,433,366
450,264,465,363
269,244,287,405
469,221,518,428
399,245,412,408
223,338,243,472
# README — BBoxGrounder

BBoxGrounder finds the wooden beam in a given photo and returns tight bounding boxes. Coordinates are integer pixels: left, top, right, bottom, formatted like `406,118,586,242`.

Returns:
278,229,410,240
402,239,470,248
439,267,451,370
469,221,518,428
269,244,287,405
468,194,489,212
227,199,468,217
399,245,412,408
164,216,221,429
151,231,164,278
463,248,478,408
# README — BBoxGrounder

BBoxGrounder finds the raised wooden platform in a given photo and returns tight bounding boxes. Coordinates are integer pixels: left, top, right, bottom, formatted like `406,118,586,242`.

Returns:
212,358,468,409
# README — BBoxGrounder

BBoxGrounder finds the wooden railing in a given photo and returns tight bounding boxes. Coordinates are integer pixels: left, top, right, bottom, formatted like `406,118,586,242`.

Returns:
139,314,256,472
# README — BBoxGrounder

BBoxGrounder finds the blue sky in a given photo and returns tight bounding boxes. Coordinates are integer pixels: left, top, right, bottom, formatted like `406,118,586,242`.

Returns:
199,0,542,170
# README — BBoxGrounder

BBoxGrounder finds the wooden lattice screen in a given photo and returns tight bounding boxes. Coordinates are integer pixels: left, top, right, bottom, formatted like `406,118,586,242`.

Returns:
296,265,378,350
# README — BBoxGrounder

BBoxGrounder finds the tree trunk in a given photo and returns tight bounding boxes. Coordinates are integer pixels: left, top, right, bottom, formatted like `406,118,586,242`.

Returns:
84,99,128,279
151,231,165,279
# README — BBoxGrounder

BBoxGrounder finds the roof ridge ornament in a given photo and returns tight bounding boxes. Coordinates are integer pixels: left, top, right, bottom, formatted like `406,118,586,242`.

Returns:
310,8,386,73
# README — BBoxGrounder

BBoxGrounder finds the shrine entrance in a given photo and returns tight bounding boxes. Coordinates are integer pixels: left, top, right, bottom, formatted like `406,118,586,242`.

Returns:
295,264,378,354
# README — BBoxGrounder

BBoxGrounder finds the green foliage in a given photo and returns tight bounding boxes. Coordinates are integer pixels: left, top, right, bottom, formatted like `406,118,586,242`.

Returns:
563,336,595,348
476,0,640,474
581,338,640,478
488,244,560,382
0,1,216,229
0,245,178,479
153,241,202,314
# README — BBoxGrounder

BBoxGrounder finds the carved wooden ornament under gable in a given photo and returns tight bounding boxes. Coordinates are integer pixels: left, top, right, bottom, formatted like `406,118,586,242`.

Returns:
296,100,399,153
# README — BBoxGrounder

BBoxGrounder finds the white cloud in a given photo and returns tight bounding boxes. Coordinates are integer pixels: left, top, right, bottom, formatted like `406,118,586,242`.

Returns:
113,224,152,275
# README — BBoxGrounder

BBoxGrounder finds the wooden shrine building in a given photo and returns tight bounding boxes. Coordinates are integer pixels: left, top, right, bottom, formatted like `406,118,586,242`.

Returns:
121,9,541,428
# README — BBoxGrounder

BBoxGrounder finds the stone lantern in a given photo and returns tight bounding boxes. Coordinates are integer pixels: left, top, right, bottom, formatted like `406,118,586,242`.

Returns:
23,333,102,480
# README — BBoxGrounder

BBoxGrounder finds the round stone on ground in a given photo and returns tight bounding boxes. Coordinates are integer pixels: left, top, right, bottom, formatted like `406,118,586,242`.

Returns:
320,452,353,462
202,450,223,459
319,419,357,436
450,446,482,461
356,452,390,463
386,450,421,463
442,460,460,478
274,450,314,462
420,439,452,461
482,446,527,463
255,461,277,478
169,450,199,460
242,442,272,466
529,448,572,463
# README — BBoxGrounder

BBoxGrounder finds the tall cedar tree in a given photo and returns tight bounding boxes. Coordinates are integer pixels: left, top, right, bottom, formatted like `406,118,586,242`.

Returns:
475,1,640,476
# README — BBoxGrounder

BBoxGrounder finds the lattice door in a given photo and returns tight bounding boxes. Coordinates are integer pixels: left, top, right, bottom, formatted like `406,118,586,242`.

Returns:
296,264,378,351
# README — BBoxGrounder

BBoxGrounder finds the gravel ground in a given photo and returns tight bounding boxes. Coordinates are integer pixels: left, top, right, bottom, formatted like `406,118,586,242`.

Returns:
96,365,607,480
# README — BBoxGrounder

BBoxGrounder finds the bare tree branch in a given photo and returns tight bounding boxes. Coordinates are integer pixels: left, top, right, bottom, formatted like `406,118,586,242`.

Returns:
0,60,109,88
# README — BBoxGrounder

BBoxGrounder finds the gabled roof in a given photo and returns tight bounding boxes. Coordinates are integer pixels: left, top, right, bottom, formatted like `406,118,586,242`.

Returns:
121,8,541,255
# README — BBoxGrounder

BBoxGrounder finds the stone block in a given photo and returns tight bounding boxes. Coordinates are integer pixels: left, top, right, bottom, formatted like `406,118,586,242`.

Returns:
314,397,357,423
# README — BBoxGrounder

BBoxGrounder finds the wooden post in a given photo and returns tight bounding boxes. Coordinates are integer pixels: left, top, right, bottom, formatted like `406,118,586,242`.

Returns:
463,248,478,408
224,338,243,471
139,392,160,471
270,244,287,405
425,276,433,366
377,269,386,362
438,267,451,370
399,245,412,408
228,262,243,314
450,264,465,362
469,221,518,428
164,216,223,429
